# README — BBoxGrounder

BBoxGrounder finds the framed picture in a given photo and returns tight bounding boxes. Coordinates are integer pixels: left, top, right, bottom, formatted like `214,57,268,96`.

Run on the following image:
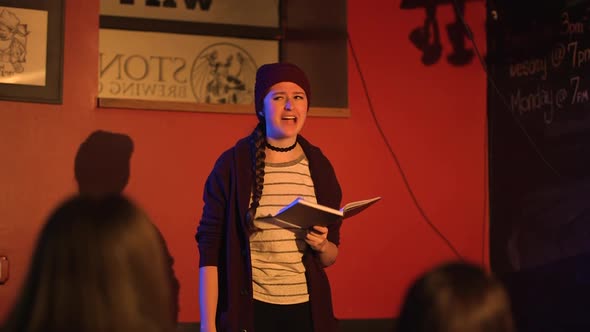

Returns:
99,28,279,114
100,0,280,28
98,0,282,115
98,0,349,117
0,0,65,104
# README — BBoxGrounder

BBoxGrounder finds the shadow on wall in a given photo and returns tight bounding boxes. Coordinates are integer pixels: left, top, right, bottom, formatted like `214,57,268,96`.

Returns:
73,130,180,322
74,130,134,196
400,0,480,66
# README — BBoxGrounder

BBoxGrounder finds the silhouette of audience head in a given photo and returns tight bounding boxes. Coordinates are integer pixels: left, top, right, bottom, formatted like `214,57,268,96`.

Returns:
3,194,176,332
75,130,134,196
397,261,515,332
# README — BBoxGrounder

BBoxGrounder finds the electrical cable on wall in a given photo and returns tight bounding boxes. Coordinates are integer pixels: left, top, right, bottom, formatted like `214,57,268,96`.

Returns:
449,0,490,266
346,0,563,264
347,32,464,260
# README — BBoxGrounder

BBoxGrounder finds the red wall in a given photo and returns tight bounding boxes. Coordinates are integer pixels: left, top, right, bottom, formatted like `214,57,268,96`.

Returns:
0,0,487,322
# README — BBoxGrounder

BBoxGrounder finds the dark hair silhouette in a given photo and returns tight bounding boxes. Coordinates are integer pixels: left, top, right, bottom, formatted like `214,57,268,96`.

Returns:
397,261,515,332
74,130,134,196
3,194,176,332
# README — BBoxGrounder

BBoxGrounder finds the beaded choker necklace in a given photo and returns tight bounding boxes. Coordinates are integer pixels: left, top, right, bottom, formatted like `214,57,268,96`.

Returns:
266,140,297,152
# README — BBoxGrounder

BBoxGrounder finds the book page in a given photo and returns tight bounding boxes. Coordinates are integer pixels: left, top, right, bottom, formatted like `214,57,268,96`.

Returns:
342,196,381,219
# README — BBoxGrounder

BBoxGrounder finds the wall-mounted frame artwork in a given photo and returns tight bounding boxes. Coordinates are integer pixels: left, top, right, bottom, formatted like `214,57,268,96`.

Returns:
98,0,349,117
99,28,278,114
0,0,65,104
98,0,281,115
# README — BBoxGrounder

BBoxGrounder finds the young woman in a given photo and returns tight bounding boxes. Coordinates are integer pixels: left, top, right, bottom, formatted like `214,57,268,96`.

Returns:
196,62,342,332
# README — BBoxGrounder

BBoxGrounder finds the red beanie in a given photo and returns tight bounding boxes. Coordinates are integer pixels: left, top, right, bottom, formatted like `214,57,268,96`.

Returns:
254,62,311,120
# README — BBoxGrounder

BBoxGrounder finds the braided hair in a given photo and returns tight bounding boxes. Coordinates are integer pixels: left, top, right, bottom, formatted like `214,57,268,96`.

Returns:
246,62,310,233
245,121,266,233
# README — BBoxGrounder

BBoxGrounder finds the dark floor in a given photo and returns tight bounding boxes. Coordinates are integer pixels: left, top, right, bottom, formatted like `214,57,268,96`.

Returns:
177,319,395,332
501,253,590,332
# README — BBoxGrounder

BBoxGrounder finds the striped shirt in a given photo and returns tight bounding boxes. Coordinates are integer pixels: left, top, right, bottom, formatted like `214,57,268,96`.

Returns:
250,154,317,304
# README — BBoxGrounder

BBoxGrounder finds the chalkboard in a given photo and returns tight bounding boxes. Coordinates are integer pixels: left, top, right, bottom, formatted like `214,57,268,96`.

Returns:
488,0,590,273
488,1,590,330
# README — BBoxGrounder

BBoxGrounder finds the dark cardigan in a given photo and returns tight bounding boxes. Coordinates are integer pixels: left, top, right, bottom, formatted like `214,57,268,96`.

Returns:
196,135,342,332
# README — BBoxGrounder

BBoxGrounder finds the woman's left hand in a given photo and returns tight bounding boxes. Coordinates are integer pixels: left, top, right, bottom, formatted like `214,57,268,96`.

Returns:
305,225,329,252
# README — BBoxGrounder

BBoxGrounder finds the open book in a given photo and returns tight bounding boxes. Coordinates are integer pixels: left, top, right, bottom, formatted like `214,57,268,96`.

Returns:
272,196,381,228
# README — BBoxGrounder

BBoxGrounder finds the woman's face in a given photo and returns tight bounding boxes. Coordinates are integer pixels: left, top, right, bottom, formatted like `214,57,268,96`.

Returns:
261,81,308,140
